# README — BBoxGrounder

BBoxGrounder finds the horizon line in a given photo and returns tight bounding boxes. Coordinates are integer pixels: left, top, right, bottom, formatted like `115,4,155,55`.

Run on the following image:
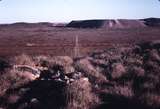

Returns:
0,17,160,24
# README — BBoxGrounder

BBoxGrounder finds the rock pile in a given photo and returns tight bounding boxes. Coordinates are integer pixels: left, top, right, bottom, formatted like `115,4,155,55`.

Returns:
13,56,85,84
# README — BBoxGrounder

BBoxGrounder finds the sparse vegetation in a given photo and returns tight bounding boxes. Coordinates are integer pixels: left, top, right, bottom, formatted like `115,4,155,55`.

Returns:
65,78,100,109
0,41,160,109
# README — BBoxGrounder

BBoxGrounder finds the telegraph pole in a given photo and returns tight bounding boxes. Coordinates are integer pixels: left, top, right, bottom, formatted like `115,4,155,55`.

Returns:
74,35,80,57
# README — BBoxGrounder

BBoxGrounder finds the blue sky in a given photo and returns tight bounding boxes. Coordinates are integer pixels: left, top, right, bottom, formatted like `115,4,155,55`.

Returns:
0,0,160,23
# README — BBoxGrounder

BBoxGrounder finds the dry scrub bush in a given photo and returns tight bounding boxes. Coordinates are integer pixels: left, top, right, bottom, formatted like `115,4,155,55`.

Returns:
33,55,51,67
0,69,31,96
0,58,10,72
103,85,134,98
148,49,160,62
52,56,73,66
111,63,126,79
34,56,74,74
140,93,160,108
52,56,74,74
13,54,35,66
65,78,100,109
75,58,106,83
131,66,145,77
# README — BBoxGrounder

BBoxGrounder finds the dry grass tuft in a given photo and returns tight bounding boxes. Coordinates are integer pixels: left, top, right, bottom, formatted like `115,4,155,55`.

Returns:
140,93,160,108
13,54,35,66
75,58,107,83
111,63,126,79
65,78,100,109
0,69,31,96
34,56,74,74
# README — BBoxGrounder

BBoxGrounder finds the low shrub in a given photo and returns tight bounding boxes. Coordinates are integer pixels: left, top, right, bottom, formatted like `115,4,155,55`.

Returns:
75,58,107,83
65,78,100,109
13,54,35,66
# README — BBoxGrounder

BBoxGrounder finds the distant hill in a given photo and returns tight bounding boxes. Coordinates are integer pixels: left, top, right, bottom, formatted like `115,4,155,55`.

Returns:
142,18,160,27
66,20,105,28
0,22,67,28
0,18,160,29
66,18,160,29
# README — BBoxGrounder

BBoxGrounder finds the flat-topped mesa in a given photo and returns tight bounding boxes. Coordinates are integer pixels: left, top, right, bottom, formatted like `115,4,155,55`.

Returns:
66,20,106,28
142,18,160,27
66,18,160,29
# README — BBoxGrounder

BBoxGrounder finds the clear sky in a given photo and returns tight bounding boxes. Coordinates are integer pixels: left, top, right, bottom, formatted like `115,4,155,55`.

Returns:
0,0,160,23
